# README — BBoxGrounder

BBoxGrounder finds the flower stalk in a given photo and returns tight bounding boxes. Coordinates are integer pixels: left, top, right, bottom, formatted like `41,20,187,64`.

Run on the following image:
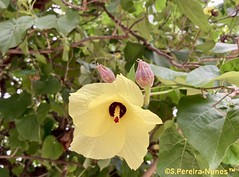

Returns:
150,89,176,96
144,87,151,107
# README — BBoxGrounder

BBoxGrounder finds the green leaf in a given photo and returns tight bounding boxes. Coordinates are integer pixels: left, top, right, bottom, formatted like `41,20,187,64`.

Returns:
177,95,239,169
117,160,140,177
155,0,166,12
157,124,204,177
214,71,239,86
230,171,239,177
18,34,29,55
0,0,10,9
223,142,239,165
34,11,79,35
176,0,211,32
145,50,171,67
172,49,189,62
62,40,70,61
150,64,187,80
186,65,220,87
56,10,79,35
32,76,61,95
120,0,136,13
124,42,145,61
8,129,28,150
11,69,37,93
134,16,151,39
106,0,120,13
27,142,40,155
0,16,33,53
0,168,9,177
212,43,238,53
124,42,145,70
37,103,51,123
34,15,57,30
12,166,24,176
15,114,41,142
196,39,215,52
42,135,64,160
9,16,34,34
126,63,136,81
67,156,78,172
0,91,32,121
220,59,239,73
50,100,65,116
35,53,47,64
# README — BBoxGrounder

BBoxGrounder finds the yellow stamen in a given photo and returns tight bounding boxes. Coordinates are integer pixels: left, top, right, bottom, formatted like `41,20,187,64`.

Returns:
114,106,121,123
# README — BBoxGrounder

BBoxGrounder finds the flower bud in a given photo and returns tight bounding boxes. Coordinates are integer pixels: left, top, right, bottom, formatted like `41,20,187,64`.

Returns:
97,64,116,83
135,60,154,88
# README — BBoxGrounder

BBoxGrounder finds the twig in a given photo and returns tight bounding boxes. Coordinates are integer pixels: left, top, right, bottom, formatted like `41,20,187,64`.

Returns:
71,35,128,47
0,155,83,167
212,89,236,108
211,9,239,23
7,35,128,55
129,15,147,30
100,4,201,69
7,48,57,55
142,158,158,177
199,54,239,63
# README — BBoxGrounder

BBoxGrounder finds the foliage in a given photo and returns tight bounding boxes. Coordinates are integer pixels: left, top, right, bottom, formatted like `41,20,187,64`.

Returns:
0,0,239,176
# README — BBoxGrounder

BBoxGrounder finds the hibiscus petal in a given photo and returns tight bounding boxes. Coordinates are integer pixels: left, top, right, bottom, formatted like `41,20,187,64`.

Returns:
131,105,163,126
118,103,161,170
71,123,126,159
113,74,144,107
69,84,117,137
69,83,116,115
69,75,145,137
69,101,114,137
118,120,149,170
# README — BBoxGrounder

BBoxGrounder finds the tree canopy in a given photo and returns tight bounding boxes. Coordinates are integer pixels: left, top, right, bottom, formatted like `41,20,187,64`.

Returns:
0,0,239,176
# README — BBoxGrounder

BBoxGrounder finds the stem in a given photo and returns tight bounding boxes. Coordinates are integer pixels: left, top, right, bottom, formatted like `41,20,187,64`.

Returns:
150,89,175,96
142,158,158,177
144,87,151,106
0,155,83,167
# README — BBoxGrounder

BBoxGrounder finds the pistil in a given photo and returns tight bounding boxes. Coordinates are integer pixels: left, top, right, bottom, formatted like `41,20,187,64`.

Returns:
113,106,121,123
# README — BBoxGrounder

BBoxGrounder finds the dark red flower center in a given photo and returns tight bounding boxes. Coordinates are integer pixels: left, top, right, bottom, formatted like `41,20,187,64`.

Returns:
109,102,126,123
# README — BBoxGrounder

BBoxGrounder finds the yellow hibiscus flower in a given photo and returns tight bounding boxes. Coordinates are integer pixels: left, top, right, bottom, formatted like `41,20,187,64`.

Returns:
69,74,162,170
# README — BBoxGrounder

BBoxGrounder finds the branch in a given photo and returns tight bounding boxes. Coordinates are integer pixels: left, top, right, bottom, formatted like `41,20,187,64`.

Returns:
100,4,200,69
129,15,147,30
0,154,83,167
7,35,128,55
7,48,57,55
71,35,128,47
198,54,238,63
142,158,158,177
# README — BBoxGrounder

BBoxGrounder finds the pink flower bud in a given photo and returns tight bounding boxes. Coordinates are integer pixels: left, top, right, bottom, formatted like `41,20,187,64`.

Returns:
135,60,154,88
97,64,116,83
